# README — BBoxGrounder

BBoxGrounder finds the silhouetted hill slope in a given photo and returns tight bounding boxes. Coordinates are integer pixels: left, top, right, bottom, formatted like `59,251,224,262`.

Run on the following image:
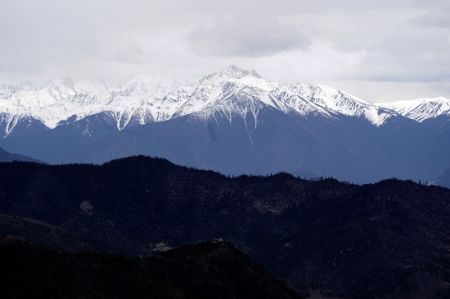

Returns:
1,156,450,298
0,236,302,299
0,147,40,163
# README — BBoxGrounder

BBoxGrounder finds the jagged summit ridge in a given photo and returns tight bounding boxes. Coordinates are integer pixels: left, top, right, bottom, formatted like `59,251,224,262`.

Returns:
377,97,450,122
0,65,446,136
201,64,262,81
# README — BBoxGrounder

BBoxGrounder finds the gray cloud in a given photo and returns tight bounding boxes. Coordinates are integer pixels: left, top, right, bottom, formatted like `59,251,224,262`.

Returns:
411,11,450,28
0,0,448,101
186,14,310,57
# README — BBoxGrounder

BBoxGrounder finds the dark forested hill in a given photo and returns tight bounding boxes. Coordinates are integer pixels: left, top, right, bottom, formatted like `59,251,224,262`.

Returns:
1,156,450,298
0,236,301,299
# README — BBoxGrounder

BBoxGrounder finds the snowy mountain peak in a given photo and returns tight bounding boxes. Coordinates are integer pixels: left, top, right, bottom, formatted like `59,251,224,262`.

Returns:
201,65,262,82
72,78,109,95
377,97,450,122
115,75,178,99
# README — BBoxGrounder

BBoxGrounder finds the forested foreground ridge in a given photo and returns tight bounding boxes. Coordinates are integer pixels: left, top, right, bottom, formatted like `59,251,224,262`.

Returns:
0,236,302,299
1,156,450,298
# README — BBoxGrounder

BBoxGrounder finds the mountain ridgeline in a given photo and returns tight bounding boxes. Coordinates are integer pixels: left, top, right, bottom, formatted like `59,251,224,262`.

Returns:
1,156,450,298
0,147,40,163
1,66,449,183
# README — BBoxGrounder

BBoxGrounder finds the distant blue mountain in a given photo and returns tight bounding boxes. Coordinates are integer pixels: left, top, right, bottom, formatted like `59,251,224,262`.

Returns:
0,146,40,163
433,168,450,189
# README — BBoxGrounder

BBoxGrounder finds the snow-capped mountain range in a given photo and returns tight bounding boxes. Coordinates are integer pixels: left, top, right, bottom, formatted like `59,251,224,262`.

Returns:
0,65,449,184
377,97,450,122
2,65,446,137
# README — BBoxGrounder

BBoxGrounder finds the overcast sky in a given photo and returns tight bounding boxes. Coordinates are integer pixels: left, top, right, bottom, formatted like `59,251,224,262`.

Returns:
0,0,449,101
